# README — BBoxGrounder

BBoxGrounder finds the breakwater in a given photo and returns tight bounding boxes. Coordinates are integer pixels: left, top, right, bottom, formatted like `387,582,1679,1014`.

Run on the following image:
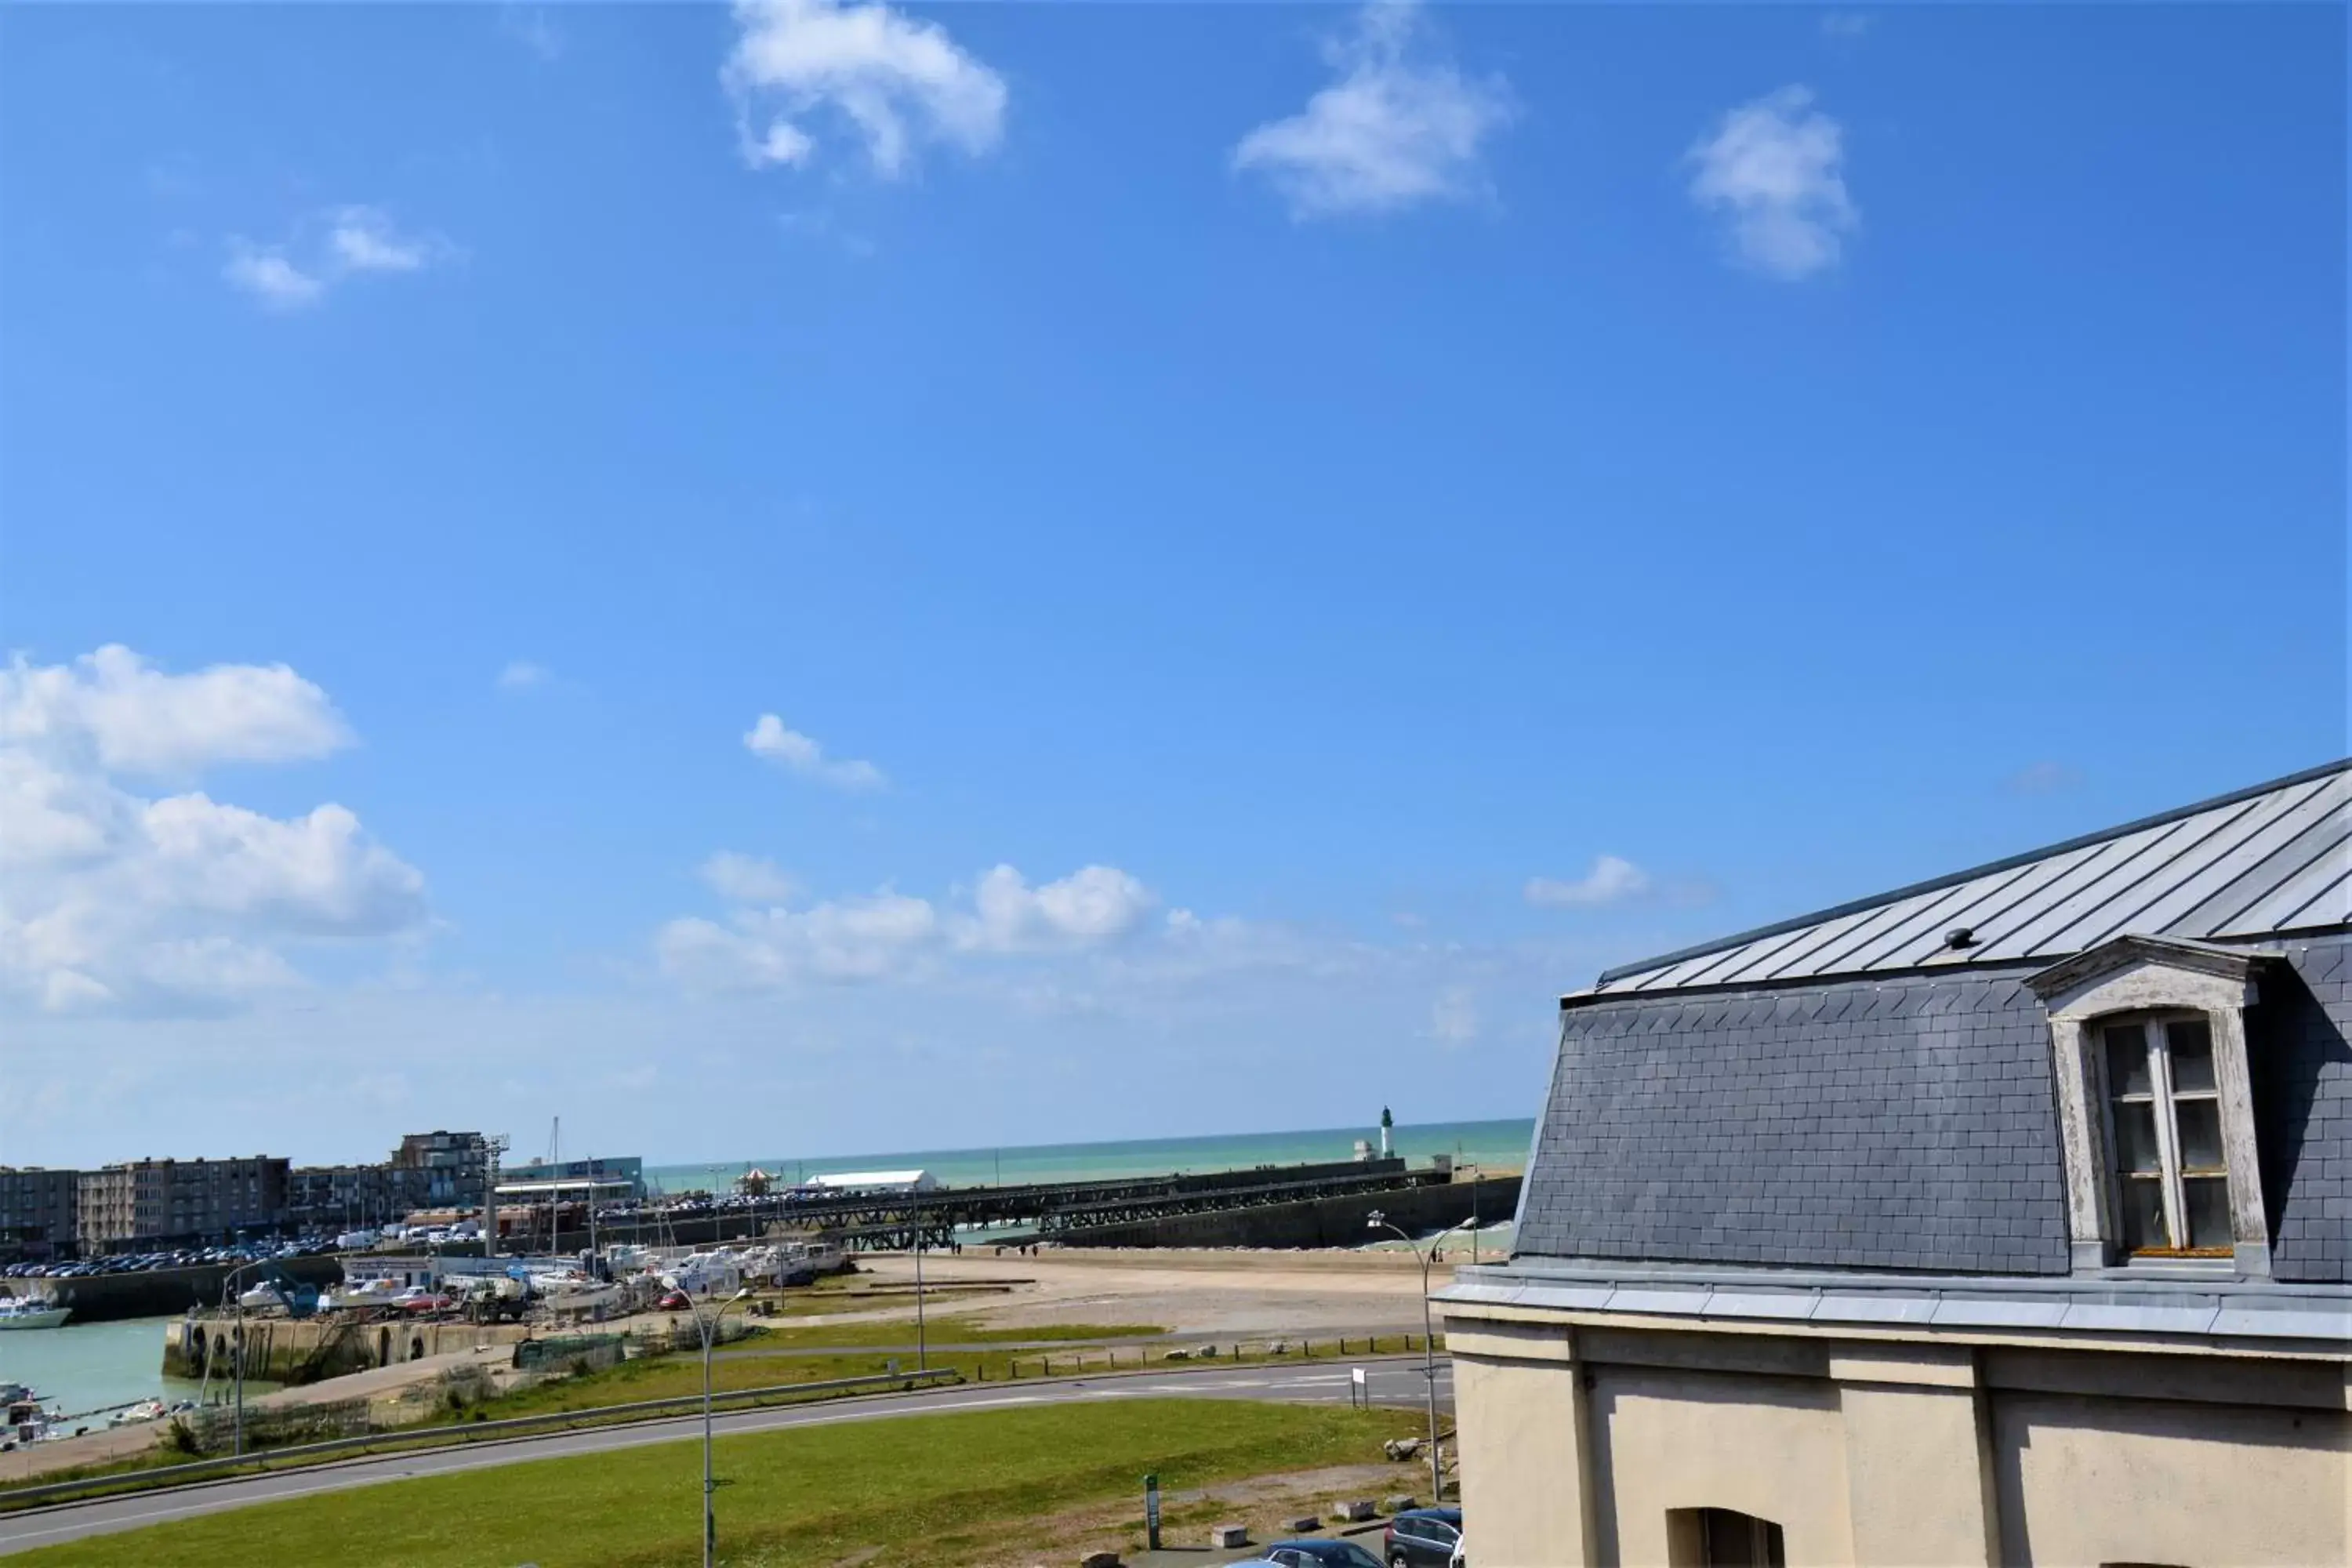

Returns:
539,1156,1444,1253
1045,1172,1521,1250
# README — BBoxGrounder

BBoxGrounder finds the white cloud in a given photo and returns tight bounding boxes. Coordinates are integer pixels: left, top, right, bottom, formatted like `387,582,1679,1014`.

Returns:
1233,1,1512,219
1526,855,1652,909
1429,985,1479,1050
0,644,350,775
660,861,1156,990
700,851,799,904
223,206,450,310
0,648,427,1014
660,890,940,987
723,0,1008,178
744,713,887,790
222,249,325,310
960,864,1156,953
496,660,550,692
327,206,432,273
1686,86,1857,279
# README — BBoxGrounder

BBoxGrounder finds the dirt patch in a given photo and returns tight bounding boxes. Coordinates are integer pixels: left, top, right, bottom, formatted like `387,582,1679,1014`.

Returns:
851,1252,1449,1340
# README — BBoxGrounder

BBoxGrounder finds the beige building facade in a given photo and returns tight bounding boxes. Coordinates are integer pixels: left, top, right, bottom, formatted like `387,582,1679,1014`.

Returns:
1442,763,2352,1566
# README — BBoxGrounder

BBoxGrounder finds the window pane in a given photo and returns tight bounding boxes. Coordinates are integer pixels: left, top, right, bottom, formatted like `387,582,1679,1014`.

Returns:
2176,1100,2226,1171
2168,1018,2216,1091
2183,1178,2231,1250
2113,1102,2163,1173
2104,1023,2152,1095
2119,1178,2167,1250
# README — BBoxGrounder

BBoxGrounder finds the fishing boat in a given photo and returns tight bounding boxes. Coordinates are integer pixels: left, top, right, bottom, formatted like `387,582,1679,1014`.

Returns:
0,1297,69,1330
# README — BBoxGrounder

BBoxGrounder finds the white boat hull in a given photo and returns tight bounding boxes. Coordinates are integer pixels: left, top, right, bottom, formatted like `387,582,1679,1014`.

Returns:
0,1307,69,1330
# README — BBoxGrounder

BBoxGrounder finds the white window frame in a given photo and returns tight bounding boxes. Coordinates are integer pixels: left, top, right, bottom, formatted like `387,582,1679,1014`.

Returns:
2094,1011,2231,1256
2028,935,2270,1277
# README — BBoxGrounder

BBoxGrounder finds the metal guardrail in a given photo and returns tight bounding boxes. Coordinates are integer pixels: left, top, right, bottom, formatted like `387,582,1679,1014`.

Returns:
0,1367,960,1512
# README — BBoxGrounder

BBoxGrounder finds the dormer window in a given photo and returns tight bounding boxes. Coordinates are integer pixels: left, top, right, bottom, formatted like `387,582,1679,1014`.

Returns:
2101,1014,2230,1255
2027,935,2274,1276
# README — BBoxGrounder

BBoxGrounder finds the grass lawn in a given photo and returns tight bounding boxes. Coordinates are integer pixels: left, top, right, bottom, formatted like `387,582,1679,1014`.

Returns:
436,1335,1164,1424
17,1399,1421,1568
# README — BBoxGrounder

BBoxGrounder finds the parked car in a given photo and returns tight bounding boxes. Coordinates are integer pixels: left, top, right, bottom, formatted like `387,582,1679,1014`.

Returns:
1382,1508,1464,1568
1260,1542,1386,1568
656,1290,691,1311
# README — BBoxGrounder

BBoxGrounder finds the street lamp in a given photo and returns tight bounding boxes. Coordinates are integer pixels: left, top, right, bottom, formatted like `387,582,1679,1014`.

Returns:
217,1258,275,1458
1367,1210,1468,1507
689,1285,755,1568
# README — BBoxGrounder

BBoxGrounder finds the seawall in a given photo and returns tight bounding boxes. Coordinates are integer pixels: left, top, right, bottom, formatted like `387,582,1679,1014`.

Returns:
1047,1173,1520,1249
5,1257,344,1327
163,1316,535,1382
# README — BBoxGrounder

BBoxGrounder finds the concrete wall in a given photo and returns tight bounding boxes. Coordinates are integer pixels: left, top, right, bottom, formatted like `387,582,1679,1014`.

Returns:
1993,1388,2351,1568
165,1315,532,1381
1446,1316,2350,1568
1591,1363,1857,1567
1046,1175,1519,1250
12,1254,343,1325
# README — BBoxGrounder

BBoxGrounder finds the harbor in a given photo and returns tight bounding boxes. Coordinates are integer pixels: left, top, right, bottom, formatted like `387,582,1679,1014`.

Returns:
0,1117,1524,1440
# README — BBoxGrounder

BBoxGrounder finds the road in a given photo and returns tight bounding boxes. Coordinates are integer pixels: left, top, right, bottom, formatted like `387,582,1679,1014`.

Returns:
0,1357,1454,1556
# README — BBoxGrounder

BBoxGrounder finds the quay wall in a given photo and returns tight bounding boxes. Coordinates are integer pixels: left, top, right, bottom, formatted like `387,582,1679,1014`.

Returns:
1047,1174,1521,1250
3,1256,344,1327
163,1316,535,1381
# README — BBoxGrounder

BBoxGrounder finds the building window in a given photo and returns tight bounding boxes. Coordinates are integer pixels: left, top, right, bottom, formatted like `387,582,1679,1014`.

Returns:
2103,1014,2230,1255
1668,1508,1786,1568
2028,935,2271,1276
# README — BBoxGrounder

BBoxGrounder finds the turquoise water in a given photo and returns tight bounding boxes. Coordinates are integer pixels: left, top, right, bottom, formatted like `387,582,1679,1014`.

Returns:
0,1316,212,1425
644,1116,1536,1196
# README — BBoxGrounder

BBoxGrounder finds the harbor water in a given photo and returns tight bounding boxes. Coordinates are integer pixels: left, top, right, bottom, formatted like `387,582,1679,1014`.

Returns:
0,1316,214,1425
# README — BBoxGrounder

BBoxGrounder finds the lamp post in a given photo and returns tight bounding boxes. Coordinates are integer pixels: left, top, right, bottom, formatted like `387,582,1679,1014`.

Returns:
1367,1211,1467,1506
218,1258,274,1458
914,1224,927,1372
691,1285,754,1567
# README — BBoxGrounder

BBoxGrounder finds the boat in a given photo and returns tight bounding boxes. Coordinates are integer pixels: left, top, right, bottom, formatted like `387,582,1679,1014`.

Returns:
0,1298,69,1330
2,1390,67,1450
320,1277,401,1312
107,1399,167,1427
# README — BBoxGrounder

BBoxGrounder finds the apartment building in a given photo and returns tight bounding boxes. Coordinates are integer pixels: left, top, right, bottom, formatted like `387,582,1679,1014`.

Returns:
0,1167,81,1256
76,1156,292,1249
390,1130,493,1208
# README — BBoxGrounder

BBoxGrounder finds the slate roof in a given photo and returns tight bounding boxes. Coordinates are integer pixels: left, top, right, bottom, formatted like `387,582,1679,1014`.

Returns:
1588,758,2352,999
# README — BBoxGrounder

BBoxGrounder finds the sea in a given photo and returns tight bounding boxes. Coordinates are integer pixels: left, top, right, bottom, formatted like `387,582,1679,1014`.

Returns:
5,1117,1534,1424
642,1116,1537,1196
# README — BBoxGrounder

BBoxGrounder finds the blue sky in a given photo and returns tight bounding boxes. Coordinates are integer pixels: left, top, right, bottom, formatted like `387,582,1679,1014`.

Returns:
2,2,2342,1168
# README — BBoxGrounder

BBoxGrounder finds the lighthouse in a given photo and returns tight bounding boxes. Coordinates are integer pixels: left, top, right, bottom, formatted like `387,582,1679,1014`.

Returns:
1380,1105,1393,1158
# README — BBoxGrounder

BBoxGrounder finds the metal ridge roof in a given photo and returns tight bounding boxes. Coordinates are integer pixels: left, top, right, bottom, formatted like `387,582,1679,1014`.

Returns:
1588,757,2352,997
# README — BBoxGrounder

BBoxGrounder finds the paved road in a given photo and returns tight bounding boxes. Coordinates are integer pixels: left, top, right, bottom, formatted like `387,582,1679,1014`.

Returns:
0,1358,1454,1556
